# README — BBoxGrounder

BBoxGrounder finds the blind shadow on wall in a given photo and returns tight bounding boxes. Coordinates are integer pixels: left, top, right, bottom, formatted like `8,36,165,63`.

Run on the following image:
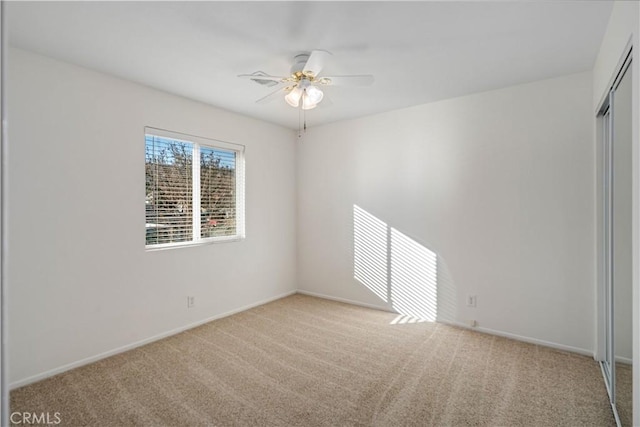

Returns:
353,205,457,324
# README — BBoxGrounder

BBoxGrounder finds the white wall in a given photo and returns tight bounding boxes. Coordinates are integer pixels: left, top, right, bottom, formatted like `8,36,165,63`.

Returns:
592,2,640,424
7,48,297,386
1,3,7,424
298,71,595,353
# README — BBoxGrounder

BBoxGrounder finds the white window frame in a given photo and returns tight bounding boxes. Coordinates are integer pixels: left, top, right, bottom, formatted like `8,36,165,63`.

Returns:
145,127,245,250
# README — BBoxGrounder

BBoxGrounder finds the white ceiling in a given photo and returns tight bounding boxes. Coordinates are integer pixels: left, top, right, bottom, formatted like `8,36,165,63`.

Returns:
8,1,613,130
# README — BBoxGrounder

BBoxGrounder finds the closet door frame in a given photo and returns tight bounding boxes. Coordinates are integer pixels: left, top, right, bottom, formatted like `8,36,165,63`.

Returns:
600,99,615,404
597,45,632,427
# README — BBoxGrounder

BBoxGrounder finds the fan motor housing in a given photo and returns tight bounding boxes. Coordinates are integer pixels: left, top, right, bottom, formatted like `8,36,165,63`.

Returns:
290,53,310,75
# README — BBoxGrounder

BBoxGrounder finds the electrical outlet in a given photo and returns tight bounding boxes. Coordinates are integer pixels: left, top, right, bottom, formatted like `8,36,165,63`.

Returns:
187,296,195,308
466,295,477,308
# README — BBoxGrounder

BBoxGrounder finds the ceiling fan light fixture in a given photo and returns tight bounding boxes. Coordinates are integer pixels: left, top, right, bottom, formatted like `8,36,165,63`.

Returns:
301,92,319,110
285,86,303,107
305,85,324,104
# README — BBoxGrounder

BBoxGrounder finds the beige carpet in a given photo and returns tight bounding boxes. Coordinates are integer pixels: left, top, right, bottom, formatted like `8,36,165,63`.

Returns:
11,294,614,426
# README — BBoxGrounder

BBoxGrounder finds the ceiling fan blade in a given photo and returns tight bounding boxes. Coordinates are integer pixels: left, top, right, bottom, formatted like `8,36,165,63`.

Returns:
238,73,287,82
255,85,288,105
303,50,332,77
320,75,375,87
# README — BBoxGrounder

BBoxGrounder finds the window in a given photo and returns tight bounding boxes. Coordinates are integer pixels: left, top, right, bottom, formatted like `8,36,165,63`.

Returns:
145,127,245,249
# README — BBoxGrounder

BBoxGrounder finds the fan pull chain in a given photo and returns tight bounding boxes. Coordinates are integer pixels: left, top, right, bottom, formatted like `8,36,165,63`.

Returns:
297,106,307,138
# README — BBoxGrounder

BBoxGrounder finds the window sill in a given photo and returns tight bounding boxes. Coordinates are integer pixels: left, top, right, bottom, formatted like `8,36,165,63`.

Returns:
145,236,245,252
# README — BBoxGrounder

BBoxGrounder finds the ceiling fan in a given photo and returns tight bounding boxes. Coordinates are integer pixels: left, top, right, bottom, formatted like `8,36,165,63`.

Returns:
238,50,374,110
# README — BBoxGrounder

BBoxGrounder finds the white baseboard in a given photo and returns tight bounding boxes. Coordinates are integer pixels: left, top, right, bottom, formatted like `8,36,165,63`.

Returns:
615,355,633,365
10,290,297,390
298,290,594,358
433,320,594,358
296,289,391,312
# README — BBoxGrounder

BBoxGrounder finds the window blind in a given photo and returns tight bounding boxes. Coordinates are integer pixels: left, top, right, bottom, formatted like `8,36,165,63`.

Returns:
200,146,237,238
145,128,245,249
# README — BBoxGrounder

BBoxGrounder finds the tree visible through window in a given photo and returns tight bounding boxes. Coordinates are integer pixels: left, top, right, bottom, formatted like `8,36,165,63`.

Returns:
145,128,244,248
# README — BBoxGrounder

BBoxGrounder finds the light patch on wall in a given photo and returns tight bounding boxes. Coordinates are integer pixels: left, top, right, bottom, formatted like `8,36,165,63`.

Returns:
353,205,388,302
353,205,437,322
390,228,437,321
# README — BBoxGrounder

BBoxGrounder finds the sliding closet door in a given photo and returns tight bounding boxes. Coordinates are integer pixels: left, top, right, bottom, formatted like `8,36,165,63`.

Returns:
599,55,633,426
603,103,614,399
613,62,633,427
